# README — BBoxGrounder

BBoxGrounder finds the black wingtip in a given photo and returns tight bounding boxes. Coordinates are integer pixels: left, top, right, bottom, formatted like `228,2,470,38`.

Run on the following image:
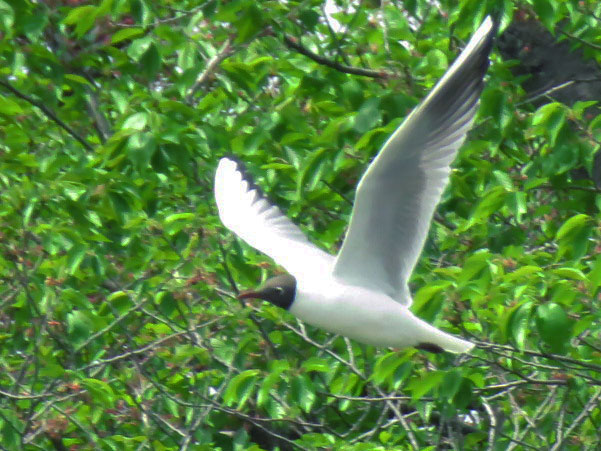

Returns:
424,15,496,124
220,153,269,203
486,11,503,37
483,16,498,59
472,16,497,77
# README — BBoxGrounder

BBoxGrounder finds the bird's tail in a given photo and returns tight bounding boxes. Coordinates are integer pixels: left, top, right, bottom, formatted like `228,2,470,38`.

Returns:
412,314,474,354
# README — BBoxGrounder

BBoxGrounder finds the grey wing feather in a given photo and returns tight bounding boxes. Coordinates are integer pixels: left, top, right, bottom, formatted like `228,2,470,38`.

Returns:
332,17,495,305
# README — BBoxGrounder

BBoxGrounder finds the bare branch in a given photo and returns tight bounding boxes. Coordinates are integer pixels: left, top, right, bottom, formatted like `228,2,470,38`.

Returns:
551,388,601,450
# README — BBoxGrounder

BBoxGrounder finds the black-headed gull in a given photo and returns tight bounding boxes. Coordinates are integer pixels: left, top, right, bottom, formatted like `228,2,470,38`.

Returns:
215,17,495,353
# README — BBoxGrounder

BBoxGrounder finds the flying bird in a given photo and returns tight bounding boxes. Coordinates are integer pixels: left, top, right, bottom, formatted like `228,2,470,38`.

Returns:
214,17,495,353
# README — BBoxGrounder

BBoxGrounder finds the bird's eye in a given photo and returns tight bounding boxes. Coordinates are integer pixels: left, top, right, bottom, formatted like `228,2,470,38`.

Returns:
275,287,284,295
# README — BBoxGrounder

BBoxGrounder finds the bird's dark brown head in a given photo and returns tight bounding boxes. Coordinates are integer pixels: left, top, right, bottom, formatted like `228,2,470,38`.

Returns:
238,274,297,310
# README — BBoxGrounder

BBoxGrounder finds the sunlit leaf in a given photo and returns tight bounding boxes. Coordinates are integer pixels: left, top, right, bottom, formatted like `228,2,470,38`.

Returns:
535,303,572,354
224,370,261,409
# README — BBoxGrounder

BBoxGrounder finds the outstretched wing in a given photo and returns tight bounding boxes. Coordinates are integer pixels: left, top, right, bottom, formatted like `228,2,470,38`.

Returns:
332,17,495,305
215,157,334,280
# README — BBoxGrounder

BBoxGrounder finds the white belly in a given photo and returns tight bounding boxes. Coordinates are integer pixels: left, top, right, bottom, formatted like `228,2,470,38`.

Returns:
288,278,473,353
289,281,422,347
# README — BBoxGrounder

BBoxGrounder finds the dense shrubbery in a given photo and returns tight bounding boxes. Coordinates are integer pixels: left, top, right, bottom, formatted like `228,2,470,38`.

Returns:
1,0,601,449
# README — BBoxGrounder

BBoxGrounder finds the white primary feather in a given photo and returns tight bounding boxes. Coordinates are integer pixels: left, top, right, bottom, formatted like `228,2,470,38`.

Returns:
214,158,333,281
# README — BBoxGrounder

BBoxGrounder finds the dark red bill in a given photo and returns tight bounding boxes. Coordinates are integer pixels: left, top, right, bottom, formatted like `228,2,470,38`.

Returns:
238,291,259,300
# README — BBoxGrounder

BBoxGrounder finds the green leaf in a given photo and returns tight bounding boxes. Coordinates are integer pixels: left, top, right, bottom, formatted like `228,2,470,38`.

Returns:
0,408,22,449
127,133,156,169
507,191,527,223
164,212,195,224
571,101,597,120
63,5,98,37
97,0,114,15
130,0,151,25
555,214,589,241
224,370,260,408
370,352,404,386
354,97,381,134
291,374,316,413
425,49,448,75
329,372,361,399
122,112,148,131
532,0,557,30
440,370,462,400
459,186,507,232
111,27,145,44
535,303,571,354
106,291,133,315
555,214,591,260
299,9,320,30
297,148,329,199
587,255,601,293
0,97,23,115
257,361,288,407
235,5,263,43
0,1,14,34
406,371,444,401
156,291,176,317
552,267,586,281
67,311,93,345
40,362,65,378
452,378,474,410
66,243,87,275
536,302,572,353
458,250,492,285
140,43,161,79
492,170,514,191
127,36,153,60
504,265,543,283
82,378,115,407
531,102,566,146
412,280,454,311
64,74,93,86
506,301,533,350
301,357,331,373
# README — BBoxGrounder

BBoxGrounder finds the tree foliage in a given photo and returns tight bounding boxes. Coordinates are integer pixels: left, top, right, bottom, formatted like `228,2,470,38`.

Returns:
1,0,601,449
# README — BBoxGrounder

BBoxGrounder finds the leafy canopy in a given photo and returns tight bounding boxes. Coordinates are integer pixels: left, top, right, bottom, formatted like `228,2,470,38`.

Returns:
0,0,601,449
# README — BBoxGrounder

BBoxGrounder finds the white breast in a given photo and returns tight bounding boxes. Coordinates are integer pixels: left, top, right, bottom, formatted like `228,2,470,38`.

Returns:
289,278,424,348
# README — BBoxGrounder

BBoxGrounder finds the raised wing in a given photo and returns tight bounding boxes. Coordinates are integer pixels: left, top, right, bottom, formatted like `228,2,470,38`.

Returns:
215,157,334,280
332,17,495,305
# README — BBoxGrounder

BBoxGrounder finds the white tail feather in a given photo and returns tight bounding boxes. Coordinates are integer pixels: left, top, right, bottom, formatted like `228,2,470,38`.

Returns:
413,314,474,354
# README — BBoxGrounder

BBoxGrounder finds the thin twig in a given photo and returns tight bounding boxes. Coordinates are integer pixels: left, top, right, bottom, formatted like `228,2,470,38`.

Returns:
518,77,601,106
560,30,601,51
551,388,601,450
475,340,601,373
283,35,393,79
85,88,111,142
187,37,234,103
0,79,93,151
